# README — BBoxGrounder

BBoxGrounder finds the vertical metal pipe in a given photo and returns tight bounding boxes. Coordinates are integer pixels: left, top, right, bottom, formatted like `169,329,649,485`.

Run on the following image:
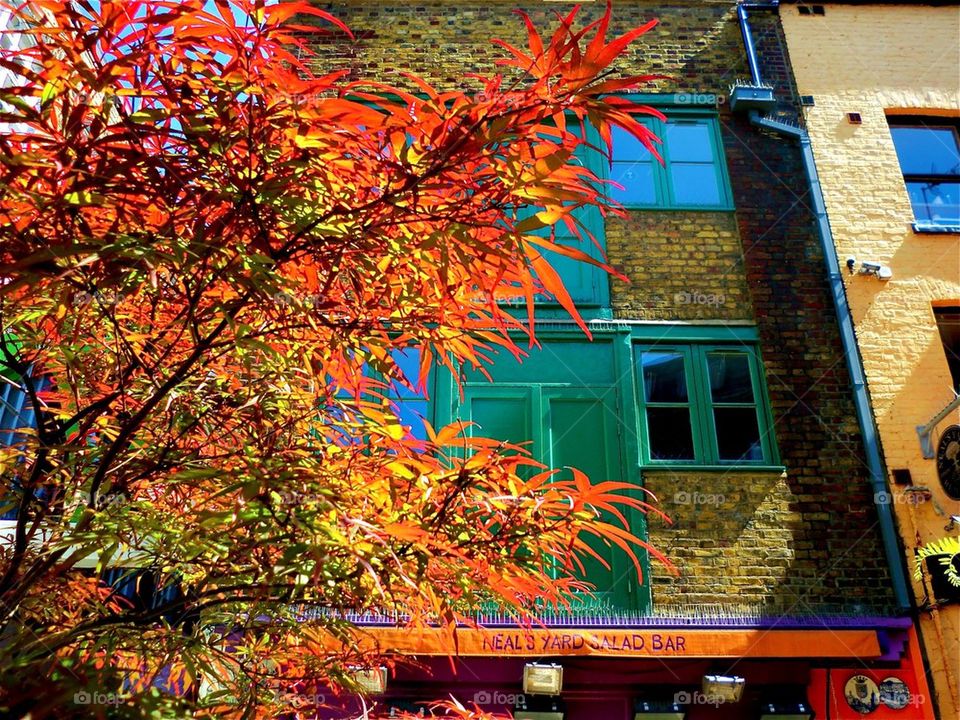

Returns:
735,1,912,610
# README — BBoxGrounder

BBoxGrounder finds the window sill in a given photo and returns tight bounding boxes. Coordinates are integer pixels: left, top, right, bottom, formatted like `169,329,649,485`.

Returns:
639,464,786,474
912,222,960,235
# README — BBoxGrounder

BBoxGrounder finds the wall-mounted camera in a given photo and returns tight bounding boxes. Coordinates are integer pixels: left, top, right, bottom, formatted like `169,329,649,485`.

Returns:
851,259,893,280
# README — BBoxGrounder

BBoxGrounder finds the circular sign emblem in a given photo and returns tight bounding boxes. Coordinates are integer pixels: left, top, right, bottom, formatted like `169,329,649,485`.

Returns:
936,425,960,500
879,677,911,710
845,675,880,714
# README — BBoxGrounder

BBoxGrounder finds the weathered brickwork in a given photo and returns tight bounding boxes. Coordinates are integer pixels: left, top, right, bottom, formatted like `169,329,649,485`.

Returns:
644,470,800,611
307,1,897,616
607,211,753,321
781,4,960,715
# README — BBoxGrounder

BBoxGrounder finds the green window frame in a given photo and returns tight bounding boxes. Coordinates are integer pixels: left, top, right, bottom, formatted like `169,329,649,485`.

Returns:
635,343,777,466
509,122,610,308
607,109,734,211
331,349,434,444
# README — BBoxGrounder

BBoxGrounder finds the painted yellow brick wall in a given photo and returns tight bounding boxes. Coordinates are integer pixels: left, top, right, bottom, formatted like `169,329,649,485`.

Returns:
782,5,960,718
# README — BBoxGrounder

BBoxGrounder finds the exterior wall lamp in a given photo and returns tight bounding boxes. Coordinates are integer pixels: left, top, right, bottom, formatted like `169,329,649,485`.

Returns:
349,666,388,695
702,674,746,702
522,663,563,695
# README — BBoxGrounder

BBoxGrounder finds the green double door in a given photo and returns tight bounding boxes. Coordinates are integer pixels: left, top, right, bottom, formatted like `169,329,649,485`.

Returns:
451,341,649,613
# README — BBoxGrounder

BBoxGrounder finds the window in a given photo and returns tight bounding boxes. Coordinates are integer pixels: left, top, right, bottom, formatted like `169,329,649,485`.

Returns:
934,305,960,392
334,348,431,443
888,117,960,230
382,349,430,441
609,112,733,210
635,345,774,465
0,360,45,521
509,124,609,307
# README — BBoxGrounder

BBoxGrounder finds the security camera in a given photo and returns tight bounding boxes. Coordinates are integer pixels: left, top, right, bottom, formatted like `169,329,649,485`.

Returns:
858,261,893,279
846,257,856,273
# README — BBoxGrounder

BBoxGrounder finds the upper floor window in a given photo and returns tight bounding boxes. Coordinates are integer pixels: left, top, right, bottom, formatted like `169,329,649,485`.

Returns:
508,124,609,308
609,112,733,211
934,304,960,393
888,117,960,230
635,344,775,465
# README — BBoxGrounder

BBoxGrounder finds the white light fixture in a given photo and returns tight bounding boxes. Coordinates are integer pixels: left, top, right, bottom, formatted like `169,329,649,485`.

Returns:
702,675,745,703
350,666,387,694
523,663,563,695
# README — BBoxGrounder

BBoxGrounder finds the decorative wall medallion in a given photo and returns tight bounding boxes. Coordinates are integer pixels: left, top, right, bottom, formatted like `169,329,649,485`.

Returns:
845,674,880,714
879,677,910,710
936,424,960,500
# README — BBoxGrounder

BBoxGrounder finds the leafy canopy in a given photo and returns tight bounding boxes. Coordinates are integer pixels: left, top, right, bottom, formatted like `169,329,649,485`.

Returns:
0,1,668,717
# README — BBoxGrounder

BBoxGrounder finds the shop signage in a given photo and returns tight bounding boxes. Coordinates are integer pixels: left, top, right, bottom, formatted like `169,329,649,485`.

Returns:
914,535,960,604
317,627,881,659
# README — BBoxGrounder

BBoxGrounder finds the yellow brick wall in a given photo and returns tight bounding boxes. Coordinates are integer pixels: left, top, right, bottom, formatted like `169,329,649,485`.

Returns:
781,5,960,718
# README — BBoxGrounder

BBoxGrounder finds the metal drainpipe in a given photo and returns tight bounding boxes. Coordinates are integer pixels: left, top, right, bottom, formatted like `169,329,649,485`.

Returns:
735,2,911,611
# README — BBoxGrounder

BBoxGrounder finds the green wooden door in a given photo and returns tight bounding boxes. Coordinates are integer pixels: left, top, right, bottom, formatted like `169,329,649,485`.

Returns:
542,388,635,611
456,372,646,613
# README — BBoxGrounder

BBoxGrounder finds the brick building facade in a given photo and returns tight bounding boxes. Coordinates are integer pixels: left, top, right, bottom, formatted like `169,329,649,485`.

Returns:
781,3,960,718
300,2,936,718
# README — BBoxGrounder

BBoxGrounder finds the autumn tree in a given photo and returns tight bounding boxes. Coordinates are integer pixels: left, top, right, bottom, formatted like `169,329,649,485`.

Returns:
0,1,668,717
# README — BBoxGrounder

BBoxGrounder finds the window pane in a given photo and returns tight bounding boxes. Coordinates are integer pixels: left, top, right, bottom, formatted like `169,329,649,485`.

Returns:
646,406,695,460
610,161,656,205
392,398,429,440
612,124,655,159
640,352,688,403
665,122,714,163
891,126,960,176
669,164,721,206
714,407,763,461
933,306,960,392
906,180,960,226
707,353,755,403
388,349,424,399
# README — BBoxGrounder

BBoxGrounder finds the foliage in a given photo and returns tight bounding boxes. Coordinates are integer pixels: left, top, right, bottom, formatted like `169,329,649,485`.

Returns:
0,1,668,717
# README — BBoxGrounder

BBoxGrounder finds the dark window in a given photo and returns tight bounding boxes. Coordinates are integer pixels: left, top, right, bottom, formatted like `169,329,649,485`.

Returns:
635,345,773,465
888,117,960,229
934,305,960,392
638,351,695,460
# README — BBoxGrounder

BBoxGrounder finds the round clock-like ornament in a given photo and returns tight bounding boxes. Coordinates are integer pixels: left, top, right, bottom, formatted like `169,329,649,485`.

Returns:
937,425,960,501
844,675,880,714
